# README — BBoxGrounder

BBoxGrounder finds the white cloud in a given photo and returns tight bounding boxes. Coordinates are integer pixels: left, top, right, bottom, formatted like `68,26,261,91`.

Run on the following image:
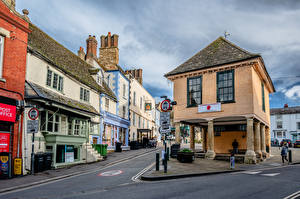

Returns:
284,85,300,100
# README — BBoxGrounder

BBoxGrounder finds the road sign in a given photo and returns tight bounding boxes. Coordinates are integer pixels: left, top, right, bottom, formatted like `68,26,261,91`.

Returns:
27,120,39,133
160,100,171,112
14,158,22,175
160,112,171,133
28,107,39,120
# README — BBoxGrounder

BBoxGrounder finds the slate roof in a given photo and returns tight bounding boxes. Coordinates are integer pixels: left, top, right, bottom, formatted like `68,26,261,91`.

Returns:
165,37,260,77
27,23,117,101
25,81,99,115
271,106,300,115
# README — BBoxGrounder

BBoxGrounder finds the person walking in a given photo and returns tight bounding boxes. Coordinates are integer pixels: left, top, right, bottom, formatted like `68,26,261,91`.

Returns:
281,143,289,165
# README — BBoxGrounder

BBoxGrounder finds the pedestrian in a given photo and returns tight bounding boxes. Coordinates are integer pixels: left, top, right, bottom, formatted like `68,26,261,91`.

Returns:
232,139,239,154
281,143,289,165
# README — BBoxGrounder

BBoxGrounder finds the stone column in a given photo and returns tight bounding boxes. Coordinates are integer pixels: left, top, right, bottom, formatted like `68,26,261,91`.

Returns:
254,122,262,158
117,127,120,142
201,127,206,152
205,120,215,159
244,118,256,164
175,122,181,144
260,124,266,158
190,125,195,151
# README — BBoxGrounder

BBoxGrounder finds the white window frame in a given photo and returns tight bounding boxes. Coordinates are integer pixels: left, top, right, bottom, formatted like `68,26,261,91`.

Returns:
80,87,90,102
276,121,283,129
0,35,4,78
46,68,64,92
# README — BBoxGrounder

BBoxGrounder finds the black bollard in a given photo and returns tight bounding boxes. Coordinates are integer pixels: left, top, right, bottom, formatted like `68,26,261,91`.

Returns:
288,150,292,163
164,153,167,173
156,153,160,171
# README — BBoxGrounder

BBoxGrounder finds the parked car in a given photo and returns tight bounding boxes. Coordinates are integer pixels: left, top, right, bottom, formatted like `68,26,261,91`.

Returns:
271,138,279,146
294,140,300,148
280,139,293,147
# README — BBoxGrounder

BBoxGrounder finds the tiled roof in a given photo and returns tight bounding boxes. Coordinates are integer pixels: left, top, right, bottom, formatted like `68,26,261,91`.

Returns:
25,81,99,115
165,37,260,77
27,23,117,101
271,106,300,115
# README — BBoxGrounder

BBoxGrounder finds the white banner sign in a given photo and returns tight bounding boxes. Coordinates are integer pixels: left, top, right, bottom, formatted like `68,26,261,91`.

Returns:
198,103,221,113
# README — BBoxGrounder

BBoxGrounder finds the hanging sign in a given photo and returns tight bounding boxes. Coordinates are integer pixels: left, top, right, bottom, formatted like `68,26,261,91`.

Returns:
0,133,10,153
198,103,221,113
0,103,16,122
145,103,152,111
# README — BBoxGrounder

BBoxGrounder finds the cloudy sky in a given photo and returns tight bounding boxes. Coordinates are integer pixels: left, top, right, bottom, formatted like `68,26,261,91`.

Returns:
16,0,300,108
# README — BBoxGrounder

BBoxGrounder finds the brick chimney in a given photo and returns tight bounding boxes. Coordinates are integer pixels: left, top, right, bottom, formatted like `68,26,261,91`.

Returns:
77,46,85,60
86,35,97,59
99,32,119,70
125,69,143,85
284,104,288,108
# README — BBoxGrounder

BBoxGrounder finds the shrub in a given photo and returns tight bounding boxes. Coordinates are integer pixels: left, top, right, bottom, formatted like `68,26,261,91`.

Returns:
179,148,192,153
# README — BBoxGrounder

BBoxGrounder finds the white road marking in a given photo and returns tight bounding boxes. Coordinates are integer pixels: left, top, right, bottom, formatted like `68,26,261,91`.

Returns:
283,190,300,199
131,162,156,183
260,173,280,177
242,171,262,175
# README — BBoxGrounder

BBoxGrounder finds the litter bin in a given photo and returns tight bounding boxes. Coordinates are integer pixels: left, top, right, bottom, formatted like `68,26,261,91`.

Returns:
34,153,44,173
101,144,108,157
43,153,53,171
171,144,181,158
115,142,122,152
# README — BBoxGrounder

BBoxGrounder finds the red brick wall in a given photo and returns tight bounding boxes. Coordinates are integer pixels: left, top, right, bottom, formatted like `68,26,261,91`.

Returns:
0,1,30,159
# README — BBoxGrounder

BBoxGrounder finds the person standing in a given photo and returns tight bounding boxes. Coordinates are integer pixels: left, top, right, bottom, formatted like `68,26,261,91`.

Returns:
232,139,239,154
281,143,289,164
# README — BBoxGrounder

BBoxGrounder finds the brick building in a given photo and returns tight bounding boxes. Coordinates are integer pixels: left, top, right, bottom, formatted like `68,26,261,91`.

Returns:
0,0,30,177
165,37,275,163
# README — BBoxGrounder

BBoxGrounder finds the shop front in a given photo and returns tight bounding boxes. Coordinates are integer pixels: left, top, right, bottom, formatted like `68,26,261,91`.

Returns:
101,111,130,151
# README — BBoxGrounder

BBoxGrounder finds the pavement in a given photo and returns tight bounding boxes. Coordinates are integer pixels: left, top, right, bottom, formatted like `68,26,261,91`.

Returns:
0,147,158,193
141,146,300,181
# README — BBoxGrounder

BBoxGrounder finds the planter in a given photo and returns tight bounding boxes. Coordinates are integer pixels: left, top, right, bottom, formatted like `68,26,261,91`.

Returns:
177,151,195,163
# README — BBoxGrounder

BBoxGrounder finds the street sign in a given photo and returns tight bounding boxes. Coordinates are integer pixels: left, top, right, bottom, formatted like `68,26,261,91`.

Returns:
14,158,22,175
27,120,39,133
160,100,171,112
160,112,171,133
28,107,39,120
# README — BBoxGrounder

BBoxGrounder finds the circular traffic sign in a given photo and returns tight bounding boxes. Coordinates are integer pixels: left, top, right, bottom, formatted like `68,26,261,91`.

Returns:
98,170,123,177
28,107,39,120
160,100,171,112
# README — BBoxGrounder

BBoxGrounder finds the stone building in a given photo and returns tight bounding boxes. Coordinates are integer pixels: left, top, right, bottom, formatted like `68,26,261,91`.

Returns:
0,0,30,177
165,37,275,163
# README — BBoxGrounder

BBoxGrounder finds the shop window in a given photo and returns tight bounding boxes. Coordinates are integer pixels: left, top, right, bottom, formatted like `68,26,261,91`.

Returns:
217,70,234,103
56,145,65,163
40,111,47,131
187,76,202,106
0,36,4,78
47,112,54,132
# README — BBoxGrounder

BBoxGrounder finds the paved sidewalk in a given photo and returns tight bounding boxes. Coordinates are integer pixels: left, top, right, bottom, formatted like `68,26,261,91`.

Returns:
0,148,157,193
141,147,300,181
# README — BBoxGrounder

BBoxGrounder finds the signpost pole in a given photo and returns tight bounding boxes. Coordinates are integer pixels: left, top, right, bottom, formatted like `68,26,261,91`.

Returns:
31,133,35,175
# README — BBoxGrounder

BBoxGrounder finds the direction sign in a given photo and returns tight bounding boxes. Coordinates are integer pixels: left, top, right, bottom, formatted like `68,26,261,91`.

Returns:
28,107,39,120
160,100,171,112
27,120,39,133
160,112,171,133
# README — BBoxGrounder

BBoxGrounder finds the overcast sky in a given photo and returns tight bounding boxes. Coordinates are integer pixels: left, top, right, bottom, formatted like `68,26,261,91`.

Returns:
16,0,300,108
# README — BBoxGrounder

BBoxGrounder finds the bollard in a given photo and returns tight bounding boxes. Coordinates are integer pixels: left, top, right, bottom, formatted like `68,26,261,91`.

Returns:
156,153,160,171
161,150,165,165
167,147,170,161
288,150,292,163
230,154,235,169
164,153,167,173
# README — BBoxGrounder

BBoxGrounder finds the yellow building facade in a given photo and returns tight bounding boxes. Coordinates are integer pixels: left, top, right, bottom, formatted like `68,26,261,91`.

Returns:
165,37,275,163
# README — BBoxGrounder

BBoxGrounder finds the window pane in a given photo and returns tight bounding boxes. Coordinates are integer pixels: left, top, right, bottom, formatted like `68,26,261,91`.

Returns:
46,70,52,86
54,123,59,132
80,88,83,100
40,111,46,131
53,73,58,89
58,76,63,91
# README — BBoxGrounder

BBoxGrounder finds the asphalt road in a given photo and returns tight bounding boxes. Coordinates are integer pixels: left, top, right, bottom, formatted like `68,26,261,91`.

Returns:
1,149,300,199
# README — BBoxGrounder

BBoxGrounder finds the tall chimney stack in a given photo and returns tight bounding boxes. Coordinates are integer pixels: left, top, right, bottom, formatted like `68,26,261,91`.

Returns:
98,32,119,70
86,35,97,59
77,46,85,60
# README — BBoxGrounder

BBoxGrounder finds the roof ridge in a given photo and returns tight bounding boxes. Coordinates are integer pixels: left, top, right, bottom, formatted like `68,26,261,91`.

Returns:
220,36,260,56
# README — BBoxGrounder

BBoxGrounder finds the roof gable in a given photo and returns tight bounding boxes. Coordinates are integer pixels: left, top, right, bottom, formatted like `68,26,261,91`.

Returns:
27,23,116,101
165,37,260,77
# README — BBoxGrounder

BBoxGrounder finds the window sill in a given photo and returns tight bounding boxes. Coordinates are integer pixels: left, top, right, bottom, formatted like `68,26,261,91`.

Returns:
219,100,236,104
186,104,197,108
0,78,6,83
